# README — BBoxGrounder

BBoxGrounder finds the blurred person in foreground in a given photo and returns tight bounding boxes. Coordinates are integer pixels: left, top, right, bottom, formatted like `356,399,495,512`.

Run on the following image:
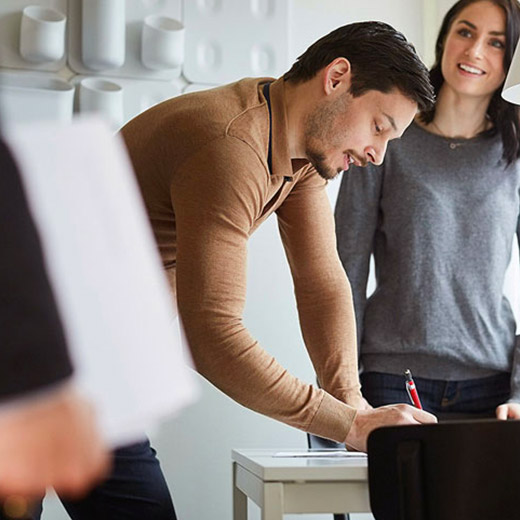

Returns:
0,135,109,518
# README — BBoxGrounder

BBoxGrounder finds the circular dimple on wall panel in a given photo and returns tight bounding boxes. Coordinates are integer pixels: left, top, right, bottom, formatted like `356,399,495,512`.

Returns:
250,44,274,74
250,0,274,19
196,0,223,15
197,41,222,70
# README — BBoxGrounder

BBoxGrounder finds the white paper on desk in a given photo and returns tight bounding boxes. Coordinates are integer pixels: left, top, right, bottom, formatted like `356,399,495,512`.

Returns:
274,451,367,458
5,117,198,447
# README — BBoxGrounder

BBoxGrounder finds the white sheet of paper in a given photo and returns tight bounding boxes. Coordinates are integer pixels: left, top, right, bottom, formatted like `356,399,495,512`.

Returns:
273,451,367,458
5,117,198,447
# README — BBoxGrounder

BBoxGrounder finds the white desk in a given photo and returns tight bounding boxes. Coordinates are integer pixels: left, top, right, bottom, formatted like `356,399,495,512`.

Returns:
232,449,370,520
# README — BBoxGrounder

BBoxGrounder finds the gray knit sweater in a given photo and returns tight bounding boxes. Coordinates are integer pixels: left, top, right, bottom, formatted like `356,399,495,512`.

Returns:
335,122,520,401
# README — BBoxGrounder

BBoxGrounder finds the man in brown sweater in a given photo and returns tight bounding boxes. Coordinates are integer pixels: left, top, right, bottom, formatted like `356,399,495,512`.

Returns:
119,21,436,516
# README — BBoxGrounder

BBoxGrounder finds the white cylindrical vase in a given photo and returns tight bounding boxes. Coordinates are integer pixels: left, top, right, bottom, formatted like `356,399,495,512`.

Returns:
141,15,185,70
79,78,124,130
20,6,66,63
81,0,126,71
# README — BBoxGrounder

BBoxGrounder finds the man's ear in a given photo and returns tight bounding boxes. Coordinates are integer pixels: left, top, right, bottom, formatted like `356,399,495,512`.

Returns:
323,58,351,95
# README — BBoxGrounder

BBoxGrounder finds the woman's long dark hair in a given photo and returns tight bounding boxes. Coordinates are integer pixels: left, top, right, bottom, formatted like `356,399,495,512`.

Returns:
420,0,520,165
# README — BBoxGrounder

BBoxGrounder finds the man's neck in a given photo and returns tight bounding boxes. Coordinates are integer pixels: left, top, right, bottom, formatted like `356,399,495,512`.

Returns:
284,78,319,160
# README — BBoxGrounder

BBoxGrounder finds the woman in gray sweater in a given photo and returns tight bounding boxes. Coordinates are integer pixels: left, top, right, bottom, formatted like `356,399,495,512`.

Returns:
335,0,520,420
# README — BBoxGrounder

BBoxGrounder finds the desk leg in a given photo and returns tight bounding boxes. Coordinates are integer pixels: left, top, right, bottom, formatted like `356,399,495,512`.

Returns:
233,462,248,520
262,482,284,520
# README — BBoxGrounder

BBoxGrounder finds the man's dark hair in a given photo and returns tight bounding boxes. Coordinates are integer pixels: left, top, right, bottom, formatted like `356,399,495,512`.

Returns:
420,0,520,165
283,21,435,112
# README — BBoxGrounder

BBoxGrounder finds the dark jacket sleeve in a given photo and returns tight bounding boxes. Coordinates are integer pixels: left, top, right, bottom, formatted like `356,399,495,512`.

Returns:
0,137,73,400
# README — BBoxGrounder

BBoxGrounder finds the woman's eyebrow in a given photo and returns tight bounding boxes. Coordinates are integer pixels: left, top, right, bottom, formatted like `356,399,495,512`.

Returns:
456,19,505,36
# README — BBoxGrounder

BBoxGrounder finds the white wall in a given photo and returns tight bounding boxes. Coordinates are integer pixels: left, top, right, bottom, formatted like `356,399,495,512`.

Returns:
289,0,425,59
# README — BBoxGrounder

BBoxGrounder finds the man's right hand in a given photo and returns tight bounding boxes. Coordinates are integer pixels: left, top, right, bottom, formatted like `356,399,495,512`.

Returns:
345,404,437,452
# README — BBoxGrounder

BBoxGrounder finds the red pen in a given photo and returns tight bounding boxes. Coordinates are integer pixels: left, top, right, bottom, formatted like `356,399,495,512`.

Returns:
404,369,422,409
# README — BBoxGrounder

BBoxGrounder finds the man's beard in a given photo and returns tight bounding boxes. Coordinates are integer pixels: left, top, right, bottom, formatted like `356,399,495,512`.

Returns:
306,146,340,180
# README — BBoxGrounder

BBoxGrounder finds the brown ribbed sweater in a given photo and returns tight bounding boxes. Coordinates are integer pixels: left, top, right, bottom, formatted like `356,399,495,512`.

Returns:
121,77,360,443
